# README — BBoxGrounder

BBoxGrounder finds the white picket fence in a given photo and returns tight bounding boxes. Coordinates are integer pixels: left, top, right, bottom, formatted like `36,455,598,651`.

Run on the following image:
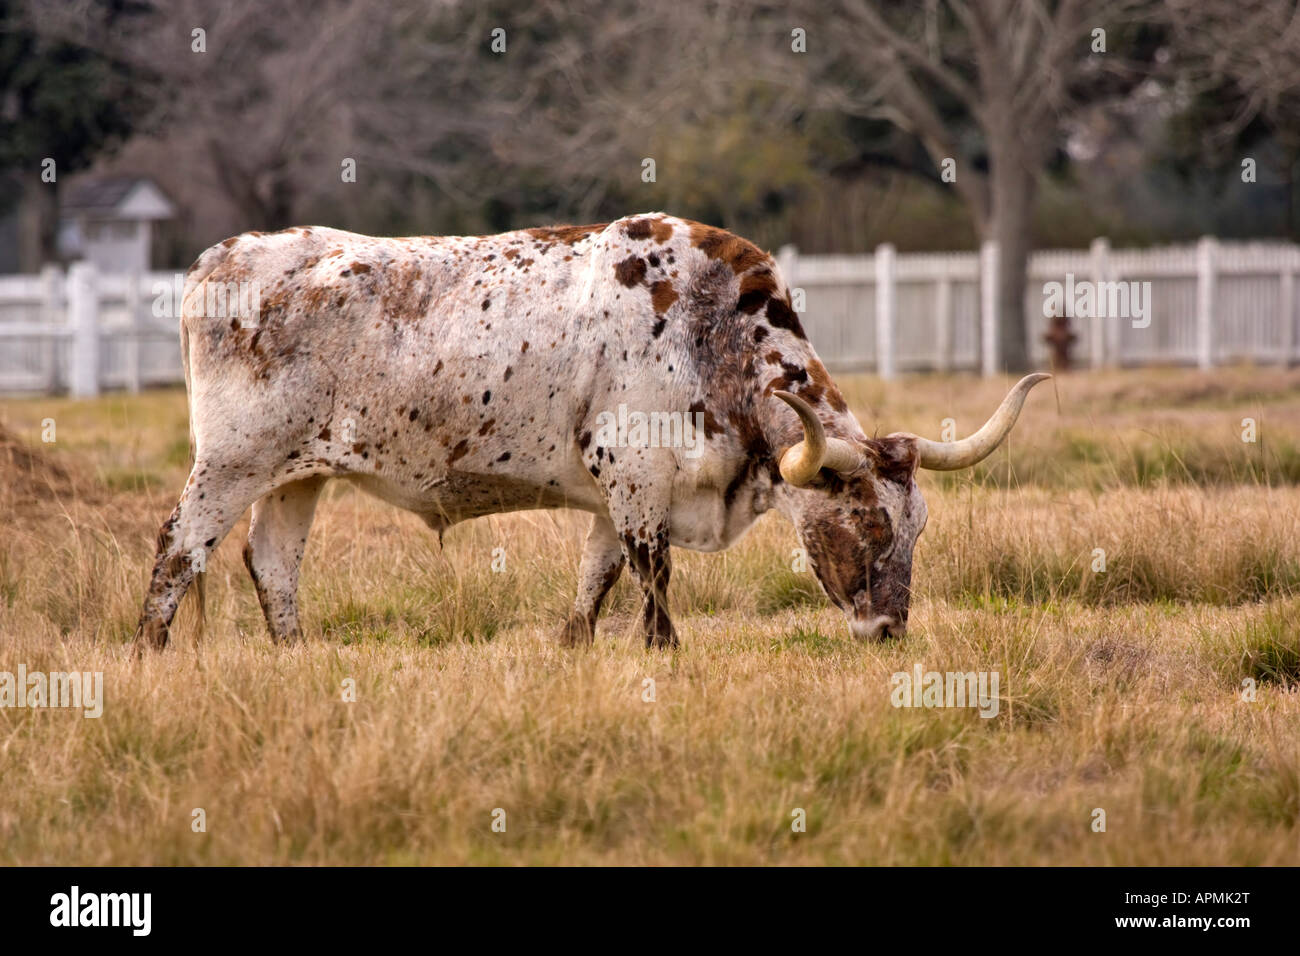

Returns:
780,236,1300,376
1,236,1298,395
0,263,182,396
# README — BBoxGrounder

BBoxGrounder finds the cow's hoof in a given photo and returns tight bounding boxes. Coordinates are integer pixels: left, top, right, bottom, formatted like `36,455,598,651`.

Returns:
268,624,305,645
644,622,679,650
557,615,594,647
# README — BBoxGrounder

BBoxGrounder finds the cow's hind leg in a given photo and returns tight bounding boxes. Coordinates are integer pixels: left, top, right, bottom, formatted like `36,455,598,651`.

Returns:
243,476,327,643
558,514,625,646
135,466,273,650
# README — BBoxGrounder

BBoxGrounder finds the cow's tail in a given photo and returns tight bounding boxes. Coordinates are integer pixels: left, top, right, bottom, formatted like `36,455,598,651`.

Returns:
173,242,241,639
179,285,206,637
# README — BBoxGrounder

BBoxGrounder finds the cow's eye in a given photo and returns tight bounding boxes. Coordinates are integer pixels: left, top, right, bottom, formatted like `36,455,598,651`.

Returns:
873,506,895,560
876,504,894,532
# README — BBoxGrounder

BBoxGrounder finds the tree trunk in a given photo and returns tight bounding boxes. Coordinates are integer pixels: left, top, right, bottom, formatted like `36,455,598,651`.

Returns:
208,140,296,231
986,146,1036,373
264,174,296,231
17,179,60,273
1284,140,1298,242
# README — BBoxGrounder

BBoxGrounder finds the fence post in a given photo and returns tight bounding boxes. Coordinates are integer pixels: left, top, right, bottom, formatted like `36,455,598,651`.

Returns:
979,239,998,377
874,243,896,380
1280,253,1295,366
1089,237,1110,368
776,245,801,345
776,244,798,285
68,261,99,397
935,268,953,373
40,264,62,391
1195,236,1217,370
126,271,142,393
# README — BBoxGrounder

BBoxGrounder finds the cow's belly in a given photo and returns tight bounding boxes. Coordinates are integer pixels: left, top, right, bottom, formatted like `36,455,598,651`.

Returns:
341,467,761,552
341,468,604,528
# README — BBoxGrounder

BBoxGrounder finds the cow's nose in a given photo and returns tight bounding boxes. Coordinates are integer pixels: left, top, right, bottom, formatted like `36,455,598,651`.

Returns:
850,614,904,642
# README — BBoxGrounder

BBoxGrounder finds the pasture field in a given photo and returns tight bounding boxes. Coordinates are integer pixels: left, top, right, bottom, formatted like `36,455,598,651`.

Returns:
1,366,1298,864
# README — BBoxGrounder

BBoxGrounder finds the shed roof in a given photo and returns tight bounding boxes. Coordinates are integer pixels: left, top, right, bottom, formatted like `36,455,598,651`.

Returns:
62,176,176,220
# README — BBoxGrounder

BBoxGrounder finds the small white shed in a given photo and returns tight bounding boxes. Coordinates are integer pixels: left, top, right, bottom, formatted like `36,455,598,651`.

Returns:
58,176,176,273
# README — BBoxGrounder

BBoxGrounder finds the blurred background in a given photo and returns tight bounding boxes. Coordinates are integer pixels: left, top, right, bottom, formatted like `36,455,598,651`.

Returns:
3,4,1300,865
1,0,1298,388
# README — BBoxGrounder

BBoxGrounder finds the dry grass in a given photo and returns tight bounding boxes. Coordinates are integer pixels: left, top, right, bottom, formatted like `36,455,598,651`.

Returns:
1,366,1298,864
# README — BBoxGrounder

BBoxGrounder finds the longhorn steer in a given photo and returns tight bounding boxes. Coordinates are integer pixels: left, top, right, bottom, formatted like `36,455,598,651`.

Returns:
135,214,1049,649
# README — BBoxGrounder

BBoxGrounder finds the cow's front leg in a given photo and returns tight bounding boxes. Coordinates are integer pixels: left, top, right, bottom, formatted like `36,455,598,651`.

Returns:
619,521,678,650
579,430,677,648
558,514,625,646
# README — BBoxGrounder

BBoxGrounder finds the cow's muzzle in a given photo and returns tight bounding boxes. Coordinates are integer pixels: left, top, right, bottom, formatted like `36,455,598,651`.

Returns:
850,613,905,642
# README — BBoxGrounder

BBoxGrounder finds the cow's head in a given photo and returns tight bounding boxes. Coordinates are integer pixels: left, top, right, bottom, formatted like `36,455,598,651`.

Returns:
774,373,1050,641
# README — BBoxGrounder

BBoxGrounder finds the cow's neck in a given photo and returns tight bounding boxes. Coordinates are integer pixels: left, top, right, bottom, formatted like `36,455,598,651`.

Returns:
667,338,863,553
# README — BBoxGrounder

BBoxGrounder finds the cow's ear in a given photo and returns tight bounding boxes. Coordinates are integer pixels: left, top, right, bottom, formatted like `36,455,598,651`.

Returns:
865,436,918,484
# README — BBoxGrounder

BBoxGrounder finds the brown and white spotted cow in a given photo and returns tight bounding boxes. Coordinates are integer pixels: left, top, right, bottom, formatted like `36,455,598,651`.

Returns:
135,213,1049,650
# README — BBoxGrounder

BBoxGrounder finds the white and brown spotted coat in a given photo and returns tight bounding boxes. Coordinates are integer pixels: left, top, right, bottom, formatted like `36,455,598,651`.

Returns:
136,213,925,649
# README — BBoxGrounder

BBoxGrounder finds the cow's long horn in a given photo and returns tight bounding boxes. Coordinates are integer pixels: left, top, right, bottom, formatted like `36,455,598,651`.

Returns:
774,390,862,485
907,373,1051,471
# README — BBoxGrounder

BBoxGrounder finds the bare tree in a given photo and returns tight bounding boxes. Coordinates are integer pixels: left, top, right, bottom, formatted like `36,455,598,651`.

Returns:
805,0,1160,371
361,0,807,232
34,0,395,230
